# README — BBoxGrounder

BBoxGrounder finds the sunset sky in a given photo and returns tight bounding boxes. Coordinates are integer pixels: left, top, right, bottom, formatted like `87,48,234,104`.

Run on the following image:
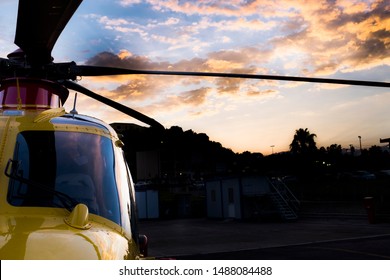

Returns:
0,0,389,154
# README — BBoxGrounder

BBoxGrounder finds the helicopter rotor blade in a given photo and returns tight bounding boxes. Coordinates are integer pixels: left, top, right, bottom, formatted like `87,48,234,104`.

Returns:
14,0,82,65
74,65,390,88
62,80,165,131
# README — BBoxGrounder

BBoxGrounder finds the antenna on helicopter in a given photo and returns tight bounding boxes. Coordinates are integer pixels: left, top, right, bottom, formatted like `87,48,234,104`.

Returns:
70,92,78,116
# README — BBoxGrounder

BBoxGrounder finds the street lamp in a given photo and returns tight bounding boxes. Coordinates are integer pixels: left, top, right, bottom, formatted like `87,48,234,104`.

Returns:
358,136,362,153
270,145,275,154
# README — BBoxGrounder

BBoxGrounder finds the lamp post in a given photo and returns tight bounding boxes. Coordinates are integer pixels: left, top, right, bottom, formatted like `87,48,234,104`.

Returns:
270,145,275,154
358,136,362,153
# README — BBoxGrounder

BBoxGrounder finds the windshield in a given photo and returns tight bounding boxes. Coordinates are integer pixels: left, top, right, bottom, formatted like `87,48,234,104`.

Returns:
7,130,121,225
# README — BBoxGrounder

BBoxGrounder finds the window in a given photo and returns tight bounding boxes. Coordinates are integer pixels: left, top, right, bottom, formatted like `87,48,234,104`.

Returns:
7,131,121,225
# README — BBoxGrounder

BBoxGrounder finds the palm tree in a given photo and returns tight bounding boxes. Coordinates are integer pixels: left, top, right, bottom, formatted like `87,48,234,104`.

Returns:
290,128,317,155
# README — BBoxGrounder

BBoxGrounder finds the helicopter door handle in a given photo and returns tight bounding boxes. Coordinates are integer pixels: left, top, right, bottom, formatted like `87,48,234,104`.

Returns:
4,159,22,178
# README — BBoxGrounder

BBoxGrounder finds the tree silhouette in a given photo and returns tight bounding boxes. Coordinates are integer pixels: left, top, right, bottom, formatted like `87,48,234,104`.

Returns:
289,128,317,155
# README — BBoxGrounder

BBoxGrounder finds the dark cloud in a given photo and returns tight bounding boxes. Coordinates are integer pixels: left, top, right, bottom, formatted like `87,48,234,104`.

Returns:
329,0,389,27
86,51,171,70
85,48,271,100
352,35,389,62
128,86,211,115
171,57,211,71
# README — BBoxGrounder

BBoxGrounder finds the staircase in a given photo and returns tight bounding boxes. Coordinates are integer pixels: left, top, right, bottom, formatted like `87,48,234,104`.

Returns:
268,177,300,221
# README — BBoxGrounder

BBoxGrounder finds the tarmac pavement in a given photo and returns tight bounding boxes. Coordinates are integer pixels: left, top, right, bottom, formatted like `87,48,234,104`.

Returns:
139,216,390,259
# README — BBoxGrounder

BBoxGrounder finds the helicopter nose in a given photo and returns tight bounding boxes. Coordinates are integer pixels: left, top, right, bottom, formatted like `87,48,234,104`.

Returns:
0,215,134,260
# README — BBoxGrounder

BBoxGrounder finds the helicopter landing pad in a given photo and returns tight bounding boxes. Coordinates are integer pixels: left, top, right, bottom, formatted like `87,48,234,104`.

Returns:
139,217,390,259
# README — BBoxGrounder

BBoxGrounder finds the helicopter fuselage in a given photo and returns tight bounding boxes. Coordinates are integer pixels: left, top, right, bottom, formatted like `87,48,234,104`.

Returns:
0,78,143,259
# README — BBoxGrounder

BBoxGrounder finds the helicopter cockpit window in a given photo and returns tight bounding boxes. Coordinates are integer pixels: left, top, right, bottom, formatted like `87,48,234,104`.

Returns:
7,131,121,225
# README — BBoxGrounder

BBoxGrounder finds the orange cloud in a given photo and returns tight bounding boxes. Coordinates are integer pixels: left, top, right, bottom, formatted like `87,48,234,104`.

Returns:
79,0,388,122
267,0,389,76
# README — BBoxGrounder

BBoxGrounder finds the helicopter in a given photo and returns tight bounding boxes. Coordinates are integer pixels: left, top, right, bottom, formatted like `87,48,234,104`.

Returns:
0,0,389,260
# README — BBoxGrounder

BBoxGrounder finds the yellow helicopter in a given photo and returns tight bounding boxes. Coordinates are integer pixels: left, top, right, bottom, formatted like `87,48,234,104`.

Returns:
0,0,159,260
0,0,389,260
